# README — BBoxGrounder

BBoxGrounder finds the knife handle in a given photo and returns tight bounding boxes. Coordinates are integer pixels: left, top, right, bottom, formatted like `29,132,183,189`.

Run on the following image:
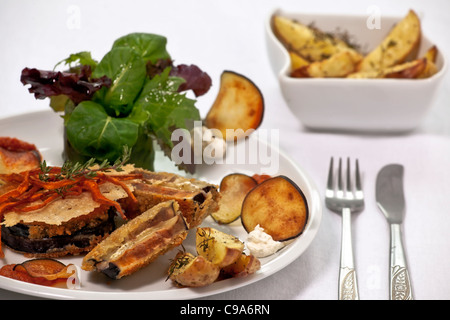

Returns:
390,224,413,300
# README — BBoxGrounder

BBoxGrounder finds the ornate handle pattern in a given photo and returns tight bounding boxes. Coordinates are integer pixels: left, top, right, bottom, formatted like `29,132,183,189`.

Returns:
339,267,358,300
390,224,413,300
339,208,359,300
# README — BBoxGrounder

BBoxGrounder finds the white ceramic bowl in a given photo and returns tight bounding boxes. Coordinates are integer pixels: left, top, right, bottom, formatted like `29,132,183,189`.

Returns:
265,9,447,133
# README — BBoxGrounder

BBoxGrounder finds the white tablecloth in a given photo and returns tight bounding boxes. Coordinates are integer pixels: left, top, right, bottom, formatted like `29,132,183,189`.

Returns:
0,0,449,300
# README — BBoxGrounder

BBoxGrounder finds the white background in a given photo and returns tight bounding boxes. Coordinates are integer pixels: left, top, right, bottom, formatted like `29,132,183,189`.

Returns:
0,0,449,300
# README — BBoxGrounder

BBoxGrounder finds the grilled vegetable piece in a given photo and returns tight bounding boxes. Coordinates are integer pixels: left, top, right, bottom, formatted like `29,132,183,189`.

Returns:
0,258,76,287
196,227,245,268
82,201,188,279
271,15,362,63
168,251,220,287
357,10,421,73
0,137,42,174
16,258,68,278
220,253,261,278
211,173,257,224
204,71,264,141
241,176,308,241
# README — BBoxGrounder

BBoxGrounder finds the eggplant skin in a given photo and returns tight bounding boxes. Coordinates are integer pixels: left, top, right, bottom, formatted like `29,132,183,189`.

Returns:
100,263,121,279
1,210,116,258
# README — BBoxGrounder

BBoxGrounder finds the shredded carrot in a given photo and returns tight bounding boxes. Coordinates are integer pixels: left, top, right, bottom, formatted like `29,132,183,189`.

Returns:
0,165,142,256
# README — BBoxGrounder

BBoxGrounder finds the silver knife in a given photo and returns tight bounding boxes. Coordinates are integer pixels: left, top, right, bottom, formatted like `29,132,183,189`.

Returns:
376,164,413,300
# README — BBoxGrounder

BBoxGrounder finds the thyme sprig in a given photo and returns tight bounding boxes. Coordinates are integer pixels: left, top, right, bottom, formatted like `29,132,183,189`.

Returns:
38,146,131,196
196,228,213,252
39,145,131,182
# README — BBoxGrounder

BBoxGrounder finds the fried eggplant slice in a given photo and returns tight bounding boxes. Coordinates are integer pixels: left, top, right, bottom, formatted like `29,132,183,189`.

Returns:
211,173,257,224
204,71,264,141
82,201,188,279
241,176,308,242
0,137,42,174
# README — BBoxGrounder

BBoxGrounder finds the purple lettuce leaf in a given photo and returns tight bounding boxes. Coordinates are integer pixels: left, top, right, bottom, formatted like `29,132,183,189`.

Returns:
20,66,111,105
147,59,212,97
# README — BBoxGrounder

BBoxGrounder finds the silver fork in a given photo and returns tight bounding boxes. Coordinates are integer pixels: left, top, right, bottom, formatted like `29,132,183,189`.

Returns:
325,157,365,300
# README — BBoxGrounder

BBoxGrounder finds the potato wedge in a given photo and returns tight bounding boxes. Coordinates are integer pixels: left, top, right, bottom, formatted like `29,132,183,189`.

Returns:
196,227,245,268
272,15,362,62
417,46,439,78
348,57,427,79
168,252,220,287
289,51,310,70
358,10,421,72
220,253,261,278
241,176,308,241
211,173,257,224
292,49,361,78
204,71,264,141
384,58,427,79
424,45,438,63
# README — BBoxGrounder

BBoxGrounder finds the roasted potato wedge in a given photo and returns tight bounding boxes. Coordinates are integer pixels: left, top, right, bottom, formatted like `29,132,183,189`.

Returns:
417,46,439,78
204,71,264,141
168,252,220,287
347,59,425,79
220,253,261,278
196,227,245,268
211,173,257,224
424,45,438,63
383,58,427,79
292,49,361,78
348,57,430,79
272,15,361,62
357,10,421,72
241,176,308,242
289,51,309,70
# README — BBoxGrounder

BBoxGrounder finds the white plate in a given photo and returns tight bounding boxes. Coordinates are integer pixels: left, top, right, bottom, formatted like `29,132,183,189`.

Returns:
0,110,322,300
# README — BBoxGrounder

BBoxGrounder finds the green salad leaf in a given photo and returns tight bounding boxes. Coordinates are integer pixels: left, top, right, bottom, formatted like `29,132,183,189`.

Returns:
92,47,146,116
54,51,98,70
112,33,171,63
134,68,200,151
66,101,139,161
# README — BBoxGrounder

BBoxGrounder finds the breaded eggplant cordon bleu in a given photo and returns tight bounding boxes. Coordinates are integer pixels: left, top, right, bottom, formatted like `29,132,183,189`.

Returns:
0,159,219,262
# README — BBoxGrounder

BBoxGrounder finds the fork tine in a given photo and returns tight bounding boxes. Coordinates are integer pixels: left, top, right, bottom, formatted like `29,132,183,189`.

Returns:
355,159,362,191
337,157,343,192
346,157,352,193
327,157,334,191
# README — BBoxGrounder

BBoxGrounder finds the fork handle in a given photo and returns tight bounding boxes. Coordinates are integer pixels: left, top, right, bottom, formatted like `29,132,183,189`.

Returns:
339,208,359,300
390,224,413,300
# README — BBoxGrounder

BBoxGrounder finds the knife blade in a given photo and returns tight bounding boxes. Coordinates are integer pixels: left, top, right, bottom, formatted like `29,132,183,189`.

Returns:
376,164,413,300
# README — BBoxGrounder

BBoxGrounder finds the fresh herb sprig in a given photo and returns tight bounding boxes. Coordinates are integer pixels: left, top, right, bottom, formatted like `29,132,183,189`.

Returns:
196,228,213,252
39,145,131,183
